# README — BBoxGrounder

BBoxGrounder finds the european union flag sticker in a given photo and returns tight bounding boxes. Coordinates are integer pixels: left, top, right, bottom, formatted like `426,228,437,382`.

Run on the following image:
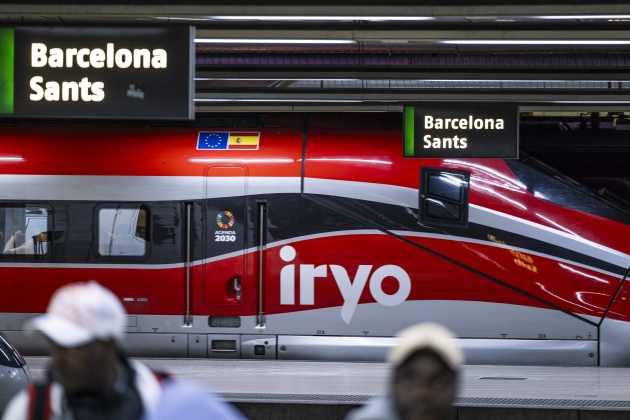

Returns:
197,132,229,150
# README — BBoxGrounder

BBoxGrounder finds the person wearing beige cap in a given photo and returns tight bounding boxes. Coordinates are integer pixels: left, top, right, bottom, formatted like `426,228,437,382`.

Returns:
2,281,164,420
346,323,463,420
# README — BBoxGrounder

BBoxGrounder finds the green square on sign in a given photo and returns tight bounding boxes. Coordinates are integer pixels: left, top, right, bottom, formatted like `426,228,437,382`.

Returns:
0,28,13,114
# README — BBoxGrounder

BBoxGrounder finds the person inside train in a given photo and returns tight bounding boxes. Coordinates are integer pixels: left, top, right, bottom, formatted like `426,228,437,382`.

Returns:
2,281,246,420
346,323,463,420
3,229,34,255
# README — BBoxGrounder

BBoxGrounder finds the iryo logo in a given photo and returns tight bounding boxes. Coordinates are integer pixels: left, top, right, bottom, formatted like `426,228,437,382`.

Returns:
279,246,411,324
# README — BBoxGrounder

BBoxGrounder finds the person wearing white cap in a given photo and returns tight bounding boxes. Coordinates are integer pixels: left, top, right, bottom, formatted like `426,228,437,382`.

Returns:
346,323,463,420
2,281,164,420
3,281,248,420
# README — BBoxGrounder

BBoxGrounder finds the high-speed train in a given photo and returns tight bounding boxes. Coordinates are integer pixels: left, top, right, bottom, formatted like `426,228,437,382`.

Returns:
1,113,630,366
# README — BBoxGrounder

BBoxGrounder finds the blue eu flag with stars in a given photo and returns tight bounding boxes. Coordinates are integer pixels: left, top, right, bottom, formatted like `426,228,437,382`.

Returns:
197,132,229,150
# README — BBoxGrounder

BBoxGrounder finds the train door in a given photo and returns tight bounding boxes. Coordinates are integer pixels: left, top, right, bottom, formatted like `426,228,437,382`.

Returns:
202,166,250,314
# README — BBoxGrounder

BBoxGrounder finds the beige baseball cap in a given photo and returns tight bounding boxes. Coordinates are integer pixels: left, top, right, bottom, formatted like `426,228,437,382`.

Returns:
26,281,126,348
388,322,464,370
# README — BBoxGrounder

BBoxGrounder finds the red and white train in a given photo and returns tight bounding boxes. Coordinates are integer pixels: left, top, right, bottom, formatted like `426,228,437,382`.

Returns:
1,113,630,366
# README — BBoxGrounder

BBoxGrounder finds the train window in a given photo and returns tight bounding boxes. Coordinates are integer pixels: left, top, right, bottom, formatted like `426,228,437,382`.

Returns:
420,168,470,226
0,333,25,368
0,204,52,260
505,158,630,226
97,205,150,259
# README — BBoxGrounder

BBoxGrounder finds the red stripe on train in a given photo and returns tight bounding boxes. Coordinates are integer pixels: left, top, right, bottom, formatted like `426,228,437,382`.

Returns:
1,234,614,320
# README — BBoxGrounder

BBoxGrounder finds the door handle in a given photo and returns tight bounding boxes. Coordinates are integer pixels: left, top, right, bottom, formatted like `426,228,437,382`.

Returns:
233,276,241,301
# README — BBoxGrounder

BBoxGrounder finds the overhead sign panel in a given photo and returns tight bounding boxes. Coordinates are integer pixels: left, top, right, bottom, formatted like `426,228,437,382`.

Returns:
403,103,519,158
0,26,194,119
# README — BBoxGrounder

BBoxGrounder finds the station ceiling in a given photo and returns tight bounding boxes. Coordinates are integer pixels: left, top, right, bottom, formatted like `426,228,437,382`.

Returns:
4,1,630,111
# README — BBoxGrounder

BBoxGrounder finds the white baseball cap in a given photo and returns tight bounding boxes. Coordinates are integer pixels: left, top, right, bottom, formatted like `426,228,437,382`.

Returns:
388,322,464,370
26,281,126,348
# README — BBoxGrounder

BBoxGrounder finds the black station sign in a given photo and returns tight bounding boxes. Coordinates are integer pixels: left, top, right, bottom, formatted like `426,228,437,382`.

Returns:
403,103,519,158
1,26,194,119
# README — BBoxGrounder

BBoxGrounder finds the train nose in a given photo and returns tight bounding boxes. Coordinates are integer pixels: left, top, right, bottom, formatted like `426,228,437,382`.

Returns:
0,366,30,412
0,332,31,412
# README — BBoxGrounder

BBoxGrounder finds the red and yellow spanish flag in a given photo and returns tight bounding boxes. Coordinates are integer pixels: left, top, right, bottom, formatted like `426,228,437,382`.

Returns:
228,132,260,150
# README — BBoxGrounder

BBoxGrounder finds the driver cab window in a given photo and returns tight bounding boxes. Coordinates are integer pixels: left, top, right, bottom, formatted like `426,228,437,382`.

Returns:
420,168,470,226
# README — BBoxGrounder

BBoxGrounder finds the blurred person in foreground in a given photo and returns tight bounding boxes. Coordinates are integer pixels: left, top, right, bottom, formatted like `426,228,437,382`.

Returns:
346,323,463,420
2,281,245,420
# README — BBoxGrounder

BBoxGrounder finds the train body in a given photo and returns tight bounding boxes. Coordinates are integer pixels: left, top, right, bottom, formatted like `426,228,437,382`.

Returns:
1,113,630,366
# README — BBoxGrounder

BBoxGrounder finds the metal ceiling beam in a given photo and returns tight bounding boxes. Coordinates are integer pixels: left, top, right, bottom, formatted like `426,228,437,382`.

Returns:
521,105,630,112
195,89,630,102
194,28,630,42
194,103,403,112
194,103,630,113
2,3,630,20
195,70,630,81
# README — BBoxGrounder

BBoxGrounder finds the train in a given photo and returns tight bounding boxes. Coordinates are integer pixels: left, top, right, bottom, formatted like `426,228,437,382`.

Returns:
1,112,630,366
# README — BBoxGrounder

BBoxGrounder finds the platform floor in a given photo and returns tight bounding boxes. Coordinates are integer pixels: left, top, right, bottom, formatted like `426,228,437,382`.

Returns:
24,357,630,411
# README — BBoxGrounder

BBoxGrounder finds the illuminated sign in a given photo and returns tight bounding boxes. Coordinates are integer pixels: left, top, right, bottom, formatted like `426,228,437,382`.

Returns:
403,103,519,158
0,26,193,119
0,29,14,114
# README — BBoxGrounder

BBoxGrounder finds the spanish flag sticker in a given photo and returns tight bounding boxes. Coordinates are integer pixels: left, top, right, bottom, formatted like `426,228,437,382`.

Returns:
228,132,260,150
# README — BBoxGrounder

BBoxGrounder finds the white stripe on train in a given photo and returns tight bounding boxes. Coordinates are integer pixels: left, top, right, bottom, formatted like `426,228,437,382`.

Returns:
0,175,300,201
